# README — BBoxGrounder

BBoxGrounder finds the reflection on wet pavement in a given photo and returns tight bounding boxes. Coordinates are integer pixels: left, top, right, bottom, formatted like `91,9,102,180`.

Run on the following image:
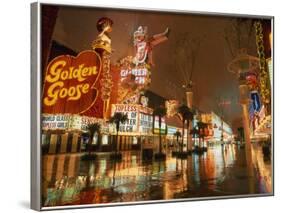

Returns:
42,144,272,207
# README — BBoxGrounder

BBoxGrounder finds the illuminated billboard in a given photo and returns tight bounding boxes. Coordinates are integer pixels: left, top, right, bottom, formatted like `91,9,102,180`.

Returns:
153,116,167,135
42,50,104,118
111,104,153,135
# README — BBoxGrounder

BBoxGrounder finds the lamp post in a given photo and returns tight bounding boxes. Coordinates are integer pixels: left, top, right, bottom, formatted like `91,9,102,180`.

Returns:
227,49,259,149
185,85,193,151
228,49,259,193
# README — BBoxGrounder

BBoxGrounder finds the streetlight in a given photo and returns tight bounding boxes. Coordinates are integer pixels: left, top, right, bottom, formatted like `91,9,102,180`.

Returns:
183,81,194,152
227,49,259,147
227,48,260,182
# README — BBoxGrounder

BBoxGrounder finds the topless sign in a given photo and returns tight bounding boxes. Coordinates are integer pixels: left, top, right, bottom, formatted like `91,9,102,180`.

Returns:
42,50,103,116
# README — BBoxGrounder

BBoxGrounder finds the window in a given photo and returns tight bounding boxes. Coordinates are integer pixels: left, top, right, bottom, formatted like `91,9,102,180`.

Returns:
133,137,138,144
93,133,98,145
102,135,108,145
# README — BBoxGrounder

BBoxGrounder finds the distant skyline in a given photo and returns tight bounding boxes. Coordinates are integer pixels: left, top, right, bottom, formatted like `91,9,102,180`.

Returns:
51,5,264,131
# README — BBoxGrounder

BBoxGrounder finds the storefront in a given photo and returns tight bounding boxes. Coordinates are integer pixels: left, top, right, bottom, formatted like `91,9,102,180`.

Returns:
110,104,155,151
165,115,186,149
42,130,82,154
201,112,233,143
41,114,107,154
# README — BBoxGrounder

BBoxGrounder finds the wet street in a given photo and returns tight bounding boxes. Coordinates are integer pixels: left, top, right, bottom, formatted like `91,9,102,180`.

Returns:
42,144,272,207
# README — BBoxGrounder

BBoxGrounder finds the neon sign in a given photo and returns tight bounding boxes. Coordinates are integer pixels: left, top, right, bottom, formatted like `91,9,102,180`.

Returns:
42,50,102,114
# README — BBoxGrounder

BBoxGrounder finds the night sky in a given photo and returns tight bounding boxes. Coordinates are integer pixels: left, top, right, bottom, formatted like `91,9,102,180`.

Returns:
51,5,261,131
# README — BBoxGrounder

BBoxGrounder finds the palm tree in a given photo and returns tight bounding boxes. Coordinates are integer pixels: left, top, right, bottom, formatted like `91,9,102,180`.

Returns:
153,106,167,155
178,104,194,152
86,123,101,155
190,127,199,148
174,130,182,152
197,121,208,148
109,112,128,156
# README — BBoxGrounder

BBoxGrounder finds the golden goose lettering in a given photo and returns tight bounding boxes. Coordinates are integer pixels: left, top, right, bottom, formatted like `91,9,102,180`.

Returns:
44,59,98,106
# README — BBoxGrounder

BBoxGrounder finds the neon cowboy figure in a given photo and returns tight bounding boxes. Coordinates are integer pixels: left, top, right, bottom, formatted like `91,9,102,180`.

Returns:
133,26,170,66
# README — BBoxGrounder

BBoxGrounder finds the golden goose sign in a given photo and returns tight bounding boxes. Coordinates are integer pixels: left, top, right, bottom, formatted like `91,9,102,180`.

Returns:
42,50,102,115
